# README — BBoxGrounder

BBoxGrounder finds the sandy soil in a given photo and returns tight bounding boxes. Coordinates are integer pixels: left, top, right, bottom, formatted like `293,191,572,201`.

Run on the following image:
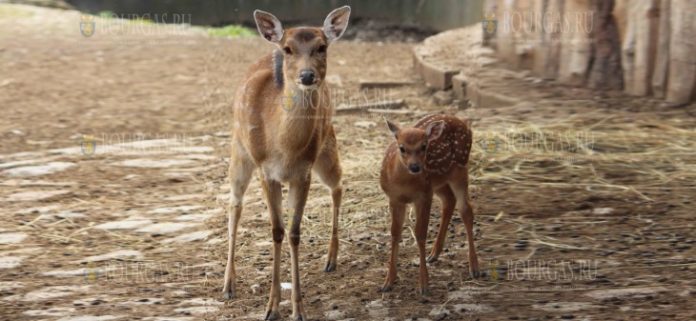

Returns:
1,4,694,321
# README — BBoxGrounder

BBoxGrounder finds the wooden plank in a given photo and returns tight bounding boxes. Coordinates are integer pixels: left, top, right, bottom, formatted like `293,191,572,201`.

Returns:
367,108,414,115
359,80,415,90
335,99,406,114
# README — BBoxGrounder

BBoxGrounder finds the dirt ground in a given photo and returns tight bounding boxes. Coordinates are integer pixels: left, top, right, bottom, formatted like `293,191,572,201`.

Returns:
1,4,695,321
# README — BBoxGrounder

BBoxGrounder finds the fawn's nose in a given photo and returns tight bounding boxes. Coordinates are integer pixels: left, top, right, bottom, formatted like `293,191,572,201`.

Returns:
299,70,316,86
408,164,421,174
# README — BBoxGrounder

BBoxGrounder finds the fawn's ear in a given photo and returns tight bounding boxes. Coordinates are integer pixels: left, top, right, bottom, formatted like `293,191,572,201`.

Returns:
425,121,445,142
254,10,284,43
323,6,351,43
385,119,401,139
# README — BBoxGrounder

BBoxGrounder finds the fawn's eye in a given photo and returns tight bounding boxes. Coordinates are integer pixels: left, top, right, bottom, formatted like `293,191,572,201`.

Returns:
421,144,427,152
316,45,327,54
283,47,292,55
399,145,405,154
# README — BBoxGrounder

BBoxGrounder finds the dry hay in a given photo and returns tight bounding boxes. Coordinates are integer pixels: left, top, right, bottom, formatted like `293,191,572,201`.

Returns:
466,110,695,203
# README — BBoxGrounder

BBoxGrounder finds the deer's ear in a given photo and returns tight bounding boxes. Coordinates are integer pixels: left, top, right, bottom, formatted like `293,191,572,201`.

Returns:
425,121,445,141
254,10,284,43
323,6,351,43
385,119,400,138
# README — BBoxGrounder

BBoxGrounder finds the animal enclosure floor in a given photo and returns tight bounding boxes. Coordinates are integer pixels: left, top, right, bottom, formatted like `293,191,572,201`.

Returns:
1,4,694,321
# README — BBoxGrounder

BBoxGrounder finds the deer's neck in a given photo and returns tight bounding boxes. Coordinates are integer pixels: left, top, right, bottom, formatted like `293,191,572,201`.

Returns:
271,50,327,150
275,85,326,152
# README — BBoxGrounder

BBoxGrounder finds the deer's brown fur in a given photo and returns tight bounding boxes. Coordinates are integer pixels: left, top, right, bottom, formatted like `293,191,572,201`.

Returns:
379,114,480,295
222,7,350,321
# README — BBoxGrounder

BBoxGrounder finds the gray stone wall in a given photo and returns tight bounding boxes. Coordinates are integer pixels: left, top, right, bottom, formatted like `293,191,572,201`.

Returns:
65,0,484,31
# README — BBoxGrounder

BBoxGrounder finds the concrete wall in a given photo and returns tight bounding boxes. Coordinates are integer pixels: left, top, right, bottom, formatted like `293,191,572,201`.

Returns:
66,0,484,31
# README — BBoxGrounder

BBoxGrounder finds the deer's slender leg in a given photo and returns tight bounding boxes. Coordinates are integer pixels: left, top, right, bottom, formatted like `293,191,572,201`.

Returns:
451,169,480,278
223,145,254,300
312,129,343,272
428,185,456,263
261,178,284,321
287,176,311,321
380,201,406,292
414,194,433,296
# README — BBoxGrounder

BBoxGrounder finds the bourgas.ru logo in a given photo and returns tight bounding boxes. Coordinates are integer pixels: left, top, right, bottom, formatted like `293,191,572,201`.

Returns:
80,15,95,37
482,12,497,35
80,135,97,155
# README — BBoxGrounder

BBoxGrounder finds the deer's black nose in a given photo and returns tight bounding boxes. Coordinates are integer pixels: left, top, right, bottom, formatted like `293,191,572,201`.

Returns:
299,70,315,86
408,164,421,174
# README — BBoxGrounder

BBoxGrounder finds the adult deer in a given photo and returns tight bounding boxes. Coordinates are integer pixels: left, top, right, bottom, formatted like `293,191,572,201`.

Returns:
379,114,480,296
222,6,350,321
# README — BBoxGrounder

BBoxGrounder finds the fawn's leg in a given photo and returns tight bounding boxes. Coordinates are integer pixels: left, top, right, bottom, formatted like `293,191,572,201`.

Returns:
380,201,406,292
312,129,343,272
261,177,284,320
222,145,254,300
287,177,311,321
414,194,433,296
428,185,456,263
451,169,480,278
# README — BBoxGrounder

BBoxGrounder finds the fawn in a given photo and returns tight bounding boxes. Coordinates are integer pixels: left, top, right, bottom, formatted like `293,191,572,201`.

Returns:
379,114,480,295
222,6,350,321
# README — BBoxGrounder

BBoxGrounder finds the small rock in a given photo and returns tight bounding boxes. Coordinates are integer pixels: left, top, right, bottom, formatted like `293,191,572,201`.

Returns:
433,90,453,105
592,207,613,215
5,190,70,202
162,230,212,243
354,121,376,129
453,303,494,313
23,285,91,301
2,162,76,177
56,315,123,321
429,306,449,320
96,219,152,231
0,232,27,244
324,310,346,320
113,159,196,168
0,256,24,269
136,222,199,234
77,250,143,263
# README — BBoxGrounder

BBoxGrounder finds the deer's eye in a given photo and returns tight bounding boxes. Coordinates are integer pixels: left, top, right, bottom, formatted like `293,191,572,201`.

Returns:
283,47,292,55
399,145,406,154
316,45,327,54
421,144,427,152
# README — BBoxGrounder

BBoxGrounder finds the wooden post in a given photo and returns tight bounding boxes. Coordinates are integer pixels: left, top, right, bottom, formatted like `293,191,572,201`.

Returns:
558,0,593,86
651,0,670,98
666,0,696,104
587,0,623,90
534,0,564,79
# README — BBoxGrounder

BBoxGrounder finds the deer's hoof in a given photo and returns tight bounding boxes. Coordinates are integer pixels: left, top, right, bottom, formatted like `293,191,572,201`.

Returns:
418,287,431,297
470,269,481,279
293,315,306,321
264,309,281,321
324,261,336,272
426,254,439,263
222,288,235,300
378,284,393,293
